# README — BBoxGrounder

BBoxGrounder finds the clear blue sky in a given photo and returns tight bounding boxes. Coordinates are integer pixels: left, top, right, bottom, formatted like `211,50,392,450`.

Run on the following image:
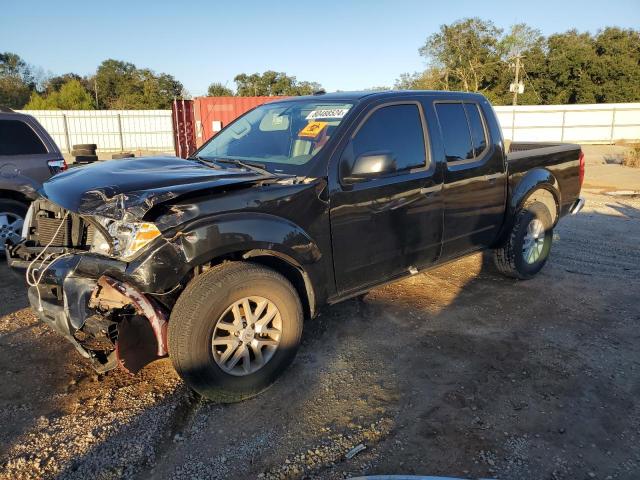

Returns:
2,0,639,96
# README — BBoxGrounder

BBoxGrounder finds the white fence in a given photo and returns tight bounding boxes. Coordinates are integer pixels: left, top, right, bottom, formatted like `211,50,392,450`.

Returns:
16,110,175,153
17,103,640,154
494,103,640,144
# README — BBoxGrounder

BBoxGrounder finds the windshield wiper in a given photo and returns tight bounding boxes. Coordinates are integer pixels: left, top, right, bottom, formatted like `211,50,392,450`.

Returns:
190,155,223,169
212,157,275,177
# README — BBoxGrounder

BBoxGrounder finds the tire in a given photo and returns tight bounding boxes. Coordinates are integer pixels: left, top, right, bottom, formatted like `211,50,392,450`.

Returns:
112,153,135,159
493,201,553,280
74,155,99,163
168,262,303,402
72,143,97,150
71,148,96,156
0,199,28,254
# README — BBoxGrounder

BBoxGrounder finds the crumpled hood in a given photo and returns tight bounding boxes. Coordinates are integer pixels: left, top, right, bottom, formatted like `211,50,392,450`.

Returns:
40,156,268,221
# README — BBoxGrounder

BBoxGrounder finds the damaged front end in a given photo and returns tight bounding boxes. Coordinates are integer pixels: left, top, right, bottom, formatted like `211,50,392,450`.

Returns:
87,276,168,373
8,198,184,374
7,156,286,374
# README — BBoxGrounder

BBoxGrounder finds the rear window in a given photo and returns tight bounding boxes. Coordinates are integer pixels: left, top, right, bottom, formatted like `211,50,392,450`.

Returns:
0,120,48,155
435,102,488,162
464,104,488,157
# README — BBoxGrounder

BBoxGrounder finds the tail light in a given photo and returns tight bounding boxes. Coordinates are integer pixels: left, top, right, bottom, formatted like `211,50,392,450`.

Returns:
578,150,585,188
48,158,68,175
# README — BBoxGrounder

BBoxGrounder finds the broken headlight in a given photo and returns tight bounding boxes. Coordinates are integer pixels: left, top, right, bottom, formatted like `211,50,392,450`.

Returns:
91,219,161,259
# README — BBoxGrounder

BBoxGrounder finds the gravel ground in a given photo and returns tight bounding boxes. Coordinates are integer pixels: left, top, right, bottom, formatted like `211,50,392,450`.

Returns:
1,190,639,480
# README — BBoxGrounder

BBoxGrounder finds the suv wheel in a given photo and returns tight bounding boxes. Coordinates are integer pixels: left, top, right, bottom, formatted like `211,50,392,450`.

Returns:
493,201,553,279
168,262,303,402
0,200,27,253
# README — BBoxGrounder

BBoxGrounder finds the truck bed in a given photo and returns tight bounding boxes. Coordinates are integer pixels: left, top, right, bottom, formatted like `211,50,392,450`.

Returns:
506,141,583,218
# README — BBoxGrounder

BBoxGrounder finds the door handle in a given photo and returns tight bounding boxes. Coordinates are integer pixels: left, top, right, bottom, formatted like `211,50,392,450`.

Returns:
484,173,501,185
419,186,440,195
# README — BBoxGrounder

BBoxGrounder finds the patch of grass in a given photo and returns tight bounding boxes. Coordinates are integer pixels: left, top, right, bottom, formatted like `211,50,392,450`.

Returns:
623,144,640,168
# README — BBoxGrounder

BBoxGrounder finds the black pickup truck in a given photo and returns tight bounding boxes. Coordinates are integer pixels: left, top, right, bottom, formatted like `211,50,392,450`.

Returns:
7,91,585,401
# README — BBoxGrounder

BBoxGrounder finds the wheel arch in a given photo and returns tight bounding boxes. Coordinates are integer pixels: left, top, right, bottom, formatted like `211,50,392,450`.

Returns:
188,250,316,321
242,250,316,320
0,189,32,206
175,213,321,319
510,168,561,223
492,168,560,248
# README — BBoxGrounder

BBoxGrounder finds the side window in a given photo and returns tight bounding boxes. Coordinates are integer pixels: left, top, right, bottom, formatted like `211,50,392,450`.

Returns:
434,103,474,162
0,120,48,155
464,103,487,157
352,104,426,172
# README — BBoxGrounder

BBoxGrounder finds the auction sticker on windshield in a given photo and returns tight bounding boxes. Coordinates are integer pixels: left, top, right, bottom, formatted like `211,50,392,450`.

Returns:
298,121,327,138
306,108,350,120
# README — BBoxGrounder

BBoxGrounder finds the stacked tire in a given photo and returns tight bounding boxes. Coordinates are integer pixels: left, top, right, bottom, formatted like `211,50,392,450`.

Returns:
72,144,98,164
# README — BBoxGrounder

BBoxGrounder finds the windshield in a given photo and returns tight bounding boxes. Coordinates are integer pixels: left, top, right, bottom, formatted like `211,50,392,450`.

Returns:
195,101,353,174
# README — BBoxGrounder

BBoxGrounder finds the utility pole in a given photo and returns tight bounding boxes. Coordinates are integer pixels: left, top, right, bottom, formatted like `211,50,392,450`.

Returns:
94,78,99,109
512,54,522,106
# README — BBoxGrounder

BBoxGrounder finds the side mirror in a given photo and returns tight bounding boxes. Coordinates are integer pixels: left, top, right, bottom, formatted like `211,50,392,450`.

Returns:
343,151,397,183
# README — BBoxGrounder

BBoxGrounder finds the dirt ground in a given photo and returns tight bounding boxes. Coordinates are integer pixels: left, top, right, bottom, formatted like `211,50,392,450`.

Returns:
1,187,639,480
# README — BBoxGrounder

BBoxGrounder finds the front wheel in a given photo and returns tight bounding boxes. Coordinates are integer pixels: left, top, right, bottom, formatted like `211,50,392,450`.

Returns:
0,200,28,254
168,262,303,402
493,201,553,280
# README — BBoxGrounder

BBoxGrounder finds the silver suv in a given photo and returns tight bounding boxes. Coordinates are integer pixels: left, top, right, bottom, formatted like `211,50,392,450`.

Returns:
0,109,66,251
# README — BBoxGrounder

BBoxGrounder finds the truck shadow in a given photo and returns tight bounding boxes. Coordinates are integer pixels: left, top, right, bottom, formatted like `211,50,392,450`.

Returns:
1,202,639,479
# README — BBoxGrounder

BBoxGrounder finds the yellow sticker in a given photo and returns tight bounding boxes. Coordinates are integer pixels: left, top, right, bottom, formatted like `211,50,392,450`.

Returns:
298,121,327,138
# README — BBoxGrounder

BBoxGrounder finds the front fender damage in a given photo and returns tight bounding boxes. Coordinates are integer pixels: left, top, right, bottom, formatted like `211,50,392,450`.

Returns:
88,276,169,374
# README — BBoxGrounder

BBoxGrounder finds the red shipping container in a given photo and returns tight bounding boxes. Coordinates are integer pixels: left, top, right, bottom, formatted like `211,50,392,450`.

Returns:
193,96,289,148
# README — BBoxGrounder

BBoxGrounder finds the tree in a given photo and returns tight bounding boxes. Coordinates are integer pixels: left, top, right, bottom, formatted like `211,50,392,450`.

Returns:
395,68,447,90
94,59,183,109
489,24,547,105
24,79,94,110
419,18,502,92
43,73,91,96
207,82,234,96
592,27,640,103
233,71,321,96
545,30,599,104
499,23,543,62
0,52,35,109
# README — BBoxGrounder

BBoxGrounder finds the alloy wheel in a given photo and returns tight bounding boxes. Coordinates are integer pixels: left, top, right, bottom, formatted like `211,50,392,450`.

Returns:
522,218,546,264
0,212,23,251
211,296,282,376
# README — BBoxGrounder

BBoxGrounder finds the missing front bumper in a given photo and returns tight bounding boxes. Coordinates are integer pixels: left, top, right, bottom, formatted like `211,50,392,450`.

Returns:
26,272,169,374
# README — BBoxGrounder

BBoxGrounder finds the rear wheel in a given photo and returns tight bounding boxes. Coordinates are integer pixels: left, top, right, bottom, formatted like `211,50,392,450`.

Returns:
493,201,553,279
168,262,303,402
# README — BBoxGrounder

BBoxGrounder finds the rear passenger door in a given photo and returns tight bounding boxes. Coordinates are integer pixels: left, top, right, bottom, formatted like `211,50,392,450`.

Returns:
0,117,57,186
330,101,444,294
434,101,506,258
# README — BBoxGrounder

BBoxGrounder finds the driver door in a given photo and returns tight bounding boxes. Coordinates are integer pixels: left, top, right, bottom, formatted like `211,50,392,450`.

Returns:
329,101,444,294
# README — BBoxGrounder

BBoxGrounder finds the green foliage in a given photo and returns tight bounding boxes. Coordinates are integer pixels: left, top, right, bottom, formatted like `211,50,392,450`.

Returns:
24,79,94,110
44,73,85,95
0,52,35,109
592,27,640,103
402,20,640,105
419,18,503,92
94,59,183,109
207,82,234,96
233,71,322,96
395,68,447,90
